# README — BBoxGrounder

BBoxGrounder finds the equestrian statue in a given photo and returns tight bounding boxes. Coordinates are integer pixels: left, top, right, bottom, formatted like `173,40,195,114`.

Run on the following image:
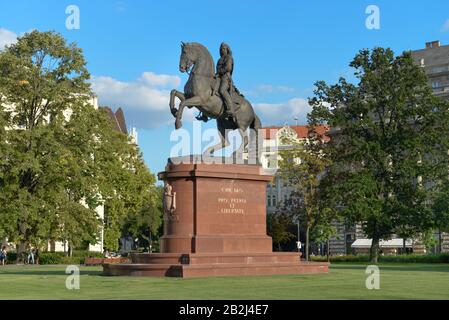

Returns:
169,42,261,158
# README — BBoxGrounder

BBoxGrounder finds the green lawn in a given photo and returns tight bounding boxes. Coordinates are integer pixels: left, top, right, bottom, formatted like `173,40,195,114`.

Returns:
0,263,448,299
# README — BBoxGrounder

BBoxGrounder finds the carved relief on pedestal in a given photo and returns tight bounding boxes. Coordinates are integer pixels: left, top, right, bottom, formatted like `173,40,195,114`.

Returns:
163,182,178,221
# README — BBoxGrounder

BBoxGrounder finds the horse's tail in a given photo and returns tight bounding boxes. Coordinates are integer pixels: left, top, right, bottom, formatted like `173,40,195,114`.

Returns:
250,114,262,164
250,114,262,130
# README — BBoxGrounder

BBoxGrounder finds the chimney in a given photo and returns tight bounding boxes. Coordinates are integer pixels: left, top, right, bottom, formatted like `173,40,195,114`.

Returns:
431,40,440,48
426,41,440,49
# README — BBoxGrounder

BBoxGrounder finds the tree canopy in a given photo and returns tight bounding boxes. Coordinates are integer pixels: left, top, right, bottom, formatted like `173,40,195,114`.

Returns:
0,30,160,257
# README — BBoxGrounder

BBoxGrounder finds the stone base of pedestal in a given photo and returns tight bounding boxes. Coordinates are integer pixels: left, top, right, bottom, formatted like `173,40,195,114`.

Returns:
103,159,329,278
160,235,273,253
103,252,329,278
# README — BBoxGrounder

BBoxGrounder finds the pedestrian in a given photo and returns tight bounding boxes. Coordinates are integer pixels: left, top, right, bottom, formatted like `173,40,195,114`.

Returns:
27,246,35,264
0,246,7,266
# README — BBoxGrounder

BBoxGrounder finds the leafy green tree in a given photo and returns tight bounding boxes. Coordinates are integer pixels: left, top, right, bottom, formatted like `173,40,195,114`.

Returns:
0,30,95,259
308,47,449,262
0,30,159,259
267,210,296,251
277,129,336,261
121,186,163,252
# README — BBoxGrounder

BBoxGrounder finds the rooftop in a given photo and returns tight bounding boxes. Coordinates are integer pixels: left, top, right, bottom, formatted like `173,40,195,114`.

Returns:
411,40,449,66
100,107,128,134
261,124,329,141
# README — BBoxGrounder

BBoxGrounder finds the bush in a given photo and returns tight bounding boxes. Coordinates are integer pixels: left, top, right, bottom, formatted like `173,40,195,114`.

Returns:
5,251,17,264
310,253,449,263
39,251,104,265
379,253,449,263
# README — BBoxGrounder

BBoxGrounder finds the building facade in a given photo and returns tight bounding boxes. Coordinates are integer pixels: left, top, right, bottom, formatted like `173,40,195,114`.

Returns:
256,124,328,214
411,41,449,253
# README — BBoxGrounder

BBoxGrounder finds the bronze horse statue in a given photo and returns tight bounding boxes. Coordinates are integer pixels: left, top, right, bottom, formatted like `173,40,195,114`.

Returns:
169,42,261,158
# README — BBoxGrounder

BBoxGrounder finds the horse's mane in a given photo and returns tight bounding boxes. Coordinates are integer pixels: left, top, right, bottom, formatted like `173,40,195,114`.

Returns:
187,42,215,76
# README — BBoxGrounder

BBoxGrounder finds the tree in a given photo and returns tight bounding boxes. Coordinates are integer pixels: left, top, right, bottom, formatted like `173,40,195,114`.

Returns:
277,128,336,261
308,47,449,262
0,30,159,259
121,186,163,252
267,210,296,251
90,113,159,251
0,30,96,259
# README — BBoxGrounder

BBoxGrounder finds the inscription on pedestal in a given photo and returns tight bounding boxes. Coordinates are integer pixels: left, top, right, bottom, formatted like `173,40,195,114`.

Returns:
218,186,247,214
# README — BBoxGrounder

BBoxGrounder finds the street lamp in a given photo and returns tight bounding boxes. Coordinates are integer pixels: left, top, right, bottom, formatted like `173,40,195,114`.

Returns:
294,216,301,258
149,229,153,253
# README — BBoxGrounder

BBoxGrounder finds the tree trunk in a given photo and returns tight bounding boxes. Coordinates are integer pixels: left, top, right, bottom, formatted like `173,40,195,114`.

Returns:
370,236,380,263
16,241,27,264
326,239,330,262
403,238,406,255
305,225,310,261
438,228,442,254
69,243,73,257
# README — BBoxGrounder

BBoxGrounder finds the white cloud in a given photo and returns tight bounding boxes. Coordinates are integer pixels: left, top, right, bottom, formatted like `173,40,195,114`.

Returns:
254,98,312,126
0,28,17,50
139,72,180,87
442,19,449,32
92,72,191,129
92,73,312,129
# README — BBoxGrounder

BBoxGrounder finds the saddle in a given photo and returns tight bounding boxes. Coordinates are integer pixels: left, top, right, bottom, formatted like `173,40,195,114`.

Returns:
196,78,246,123
211,77,245,106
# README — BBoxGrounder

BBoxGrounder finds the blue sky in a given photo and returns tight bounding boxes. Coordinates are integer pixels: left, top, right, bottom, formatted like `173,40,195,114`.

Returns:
1,0,449,177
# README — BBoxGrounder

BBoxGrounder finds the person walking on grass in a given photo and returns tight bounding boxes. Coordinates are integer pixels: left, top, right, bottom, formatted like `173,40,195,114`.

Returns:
0,246,7,266
27,246,35,264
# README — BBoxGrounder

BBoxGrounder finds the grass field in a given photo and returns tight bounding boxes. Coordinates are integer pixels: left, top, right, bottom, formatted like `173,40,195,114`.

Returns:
0,263,448,300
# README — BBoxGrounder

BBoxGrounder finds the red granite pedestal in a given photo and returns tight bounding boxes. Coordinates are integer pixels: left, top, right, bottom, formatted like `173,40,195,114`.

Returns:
103,158,328,278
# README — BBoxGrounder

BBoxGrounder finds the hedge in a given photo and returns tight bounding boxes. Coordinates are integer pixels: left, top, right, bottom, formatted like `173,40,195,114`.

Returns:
310,253,449,263
4,250,104,265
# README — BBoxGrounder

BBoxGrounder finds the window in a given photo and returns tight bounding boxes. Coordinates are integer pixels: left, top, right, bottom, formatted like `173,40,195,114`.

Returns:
432,81,441,89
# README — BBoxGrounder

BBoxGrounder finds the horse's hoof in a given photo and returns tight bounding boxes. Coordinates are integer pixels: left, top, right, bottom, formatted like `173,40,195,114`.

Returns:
175,120,182,129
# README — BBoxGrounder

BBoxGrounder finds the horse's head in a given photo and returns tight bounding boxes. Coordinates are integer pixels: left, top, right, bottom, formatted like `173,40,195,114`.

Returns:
179,42,195,73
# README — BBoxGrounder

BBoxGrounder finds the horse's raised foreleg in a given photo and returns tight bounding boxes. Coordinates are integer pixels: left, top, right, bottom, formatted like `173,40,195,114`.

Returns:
175,95,203,129
170,89,185,118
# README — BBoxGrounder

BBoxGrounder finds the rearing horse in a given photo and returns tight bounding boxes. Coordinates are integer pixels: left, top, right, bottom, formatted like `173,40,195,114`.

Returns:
169,42,261,157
